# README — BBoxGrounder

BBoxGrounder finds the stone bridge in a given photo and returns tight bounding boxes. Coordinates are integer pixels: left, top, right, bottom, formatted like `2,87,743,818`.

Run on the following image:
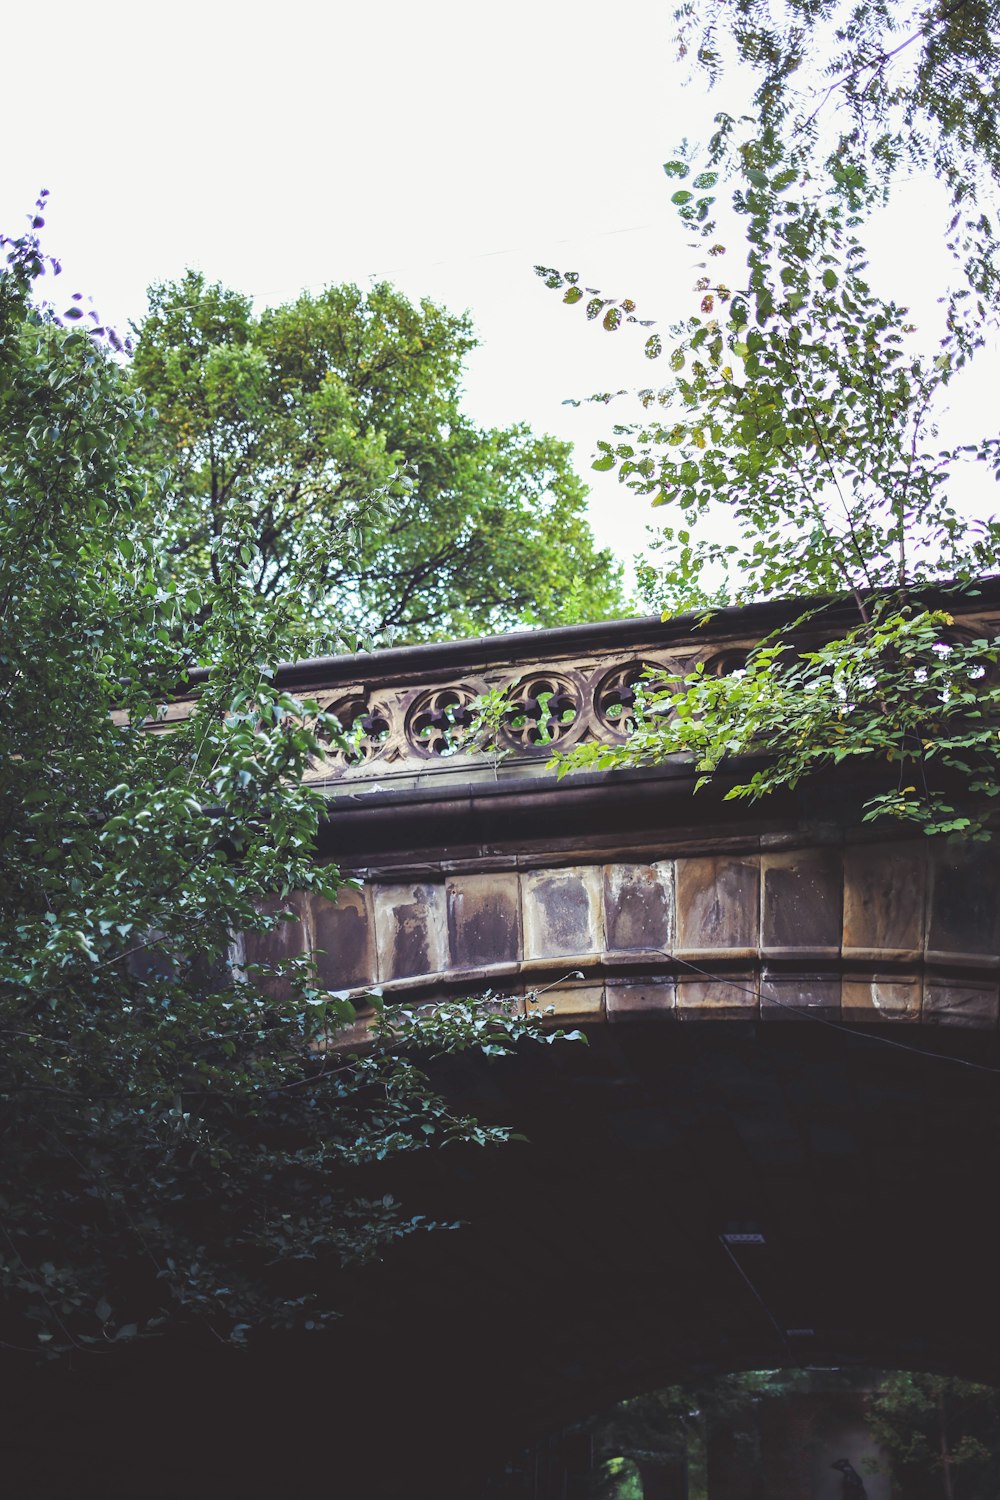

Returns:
225,589,1000,1495
247,588,1000,1036
18,588,1000,1500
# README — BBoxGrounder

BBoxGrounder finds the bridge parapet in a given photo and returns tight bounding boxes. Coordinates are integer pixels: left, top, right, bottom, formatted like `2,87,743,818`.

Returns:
297,619,712,794
160,587,1000,794
285,589,1000,794
158,610,724,791
225,586,1000,1035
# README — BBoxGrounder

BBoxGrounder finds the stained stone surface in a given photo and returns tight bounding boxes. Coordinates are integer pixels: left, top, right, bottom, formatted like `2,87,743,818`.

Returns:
843,842,926,961
761,847,843,959
927,843,1000,966
311,885,374,990
605,976,676,1022
244,839,1000,1031
522,866,604,961
602,862,673,953
446,872,521,969
675,853,760,958
235,592,1000,1032
371,881,448,981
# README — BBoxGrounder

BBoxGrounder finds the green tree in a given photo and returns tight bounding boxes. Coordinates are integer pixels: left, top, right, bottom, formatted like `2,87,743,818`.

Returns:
0,204,557,1356
131,271,626,649
537,7,1000,837
867,1373,1000,1499
674,0,1000,299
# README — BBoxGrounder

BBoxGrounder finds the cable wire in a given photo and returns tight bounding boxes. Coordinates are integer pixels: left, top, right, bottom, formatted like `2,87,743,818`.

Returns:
719,1236,794,1365
663,950,1000,1077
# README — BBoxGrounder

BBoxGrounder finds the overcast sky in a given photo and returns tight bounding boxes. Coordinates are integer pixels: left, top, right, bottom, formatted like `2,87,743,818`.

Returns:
3,0,996,590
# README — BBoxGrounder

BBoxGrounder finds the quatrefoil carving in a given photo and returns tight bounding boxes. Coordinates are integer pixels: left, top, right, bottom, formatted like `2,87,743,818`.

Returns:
407,686,479,757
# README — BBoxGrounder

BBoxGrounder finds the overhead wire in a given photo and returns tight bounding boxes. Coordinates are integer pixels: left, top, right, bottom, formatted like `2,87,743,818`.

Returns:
719,1236,795,1365
661,949,1000,1077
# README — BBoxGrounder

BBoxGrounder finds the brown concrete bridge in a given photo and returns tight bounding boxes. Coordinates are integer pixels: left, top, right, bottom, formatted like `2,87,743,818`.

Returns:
15,588,1000,1499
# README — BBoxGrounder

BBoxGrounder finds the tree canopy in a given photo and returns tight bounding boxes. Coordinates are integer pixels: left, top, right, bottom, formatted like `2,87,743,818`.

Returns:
866,1373,1000,1499
0,206,562,1357
537,0,1000,838
132,272,626,649
677,0,1000,299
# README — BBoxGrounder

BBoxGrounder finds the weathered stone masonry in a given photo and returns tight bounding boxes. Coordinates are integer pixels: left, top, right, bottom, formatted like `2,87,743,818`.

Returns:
224,586,1000,1036
244,839,1000,1031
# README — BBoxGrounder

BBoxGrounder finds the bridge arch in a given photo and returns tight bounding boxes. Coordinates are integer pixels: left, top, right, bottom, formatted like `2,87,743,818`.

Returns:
13,595,1000,1499
236,596,1000,1493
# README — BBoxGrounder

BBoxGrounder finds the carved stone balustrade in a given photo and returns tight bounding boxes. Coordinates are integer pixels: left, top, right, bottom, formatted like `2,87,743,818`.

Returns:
164,587,1000,797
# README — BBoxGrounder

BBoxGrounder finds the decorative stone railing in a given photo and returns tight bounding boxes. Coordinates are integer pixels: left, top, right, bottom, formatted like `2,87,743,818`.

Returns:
297,630,708,792
161,586,1000,798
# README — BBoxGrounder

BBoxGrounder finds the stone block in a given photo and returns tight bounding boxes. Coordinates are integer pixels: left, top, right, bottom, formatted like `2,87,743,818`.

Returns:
603,862,674,952
522,866,603,960
446,872,521,969
923,978,999,1029
372,882,447,981
606,976,676,1022
440,960,520,994
676,970,757,1017
525,980,605,1025
843,842,927,962
242,893,309,1000
675,854,760,957
311,884,377,991
760,973,841,1020
323,1010,376,1053
842,975,922,1023
761,848,842,959
601,947,672,971
927,844,1000,967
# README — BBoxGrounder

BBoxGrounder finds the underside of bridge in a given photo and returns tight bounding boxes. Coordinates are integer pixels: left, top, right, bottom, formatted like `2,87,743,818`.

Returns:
10,598,1000,1498
9,1017,1000,1498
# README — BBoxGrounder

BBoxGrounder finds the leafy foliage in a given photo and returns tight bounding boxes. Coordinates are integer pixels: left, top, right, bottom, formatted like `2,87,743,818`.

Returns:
0,208,565,1356
497,1370,1000,1499
132,272,626,648
867,1373,1000,1498
557,607,1000,837
675,0,1000,299
537,5,1000,833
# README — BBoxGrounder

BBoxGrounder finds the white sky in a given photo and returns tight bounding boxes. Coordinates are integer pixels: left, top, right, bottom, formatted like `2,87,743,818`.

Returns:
3,0,997,596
